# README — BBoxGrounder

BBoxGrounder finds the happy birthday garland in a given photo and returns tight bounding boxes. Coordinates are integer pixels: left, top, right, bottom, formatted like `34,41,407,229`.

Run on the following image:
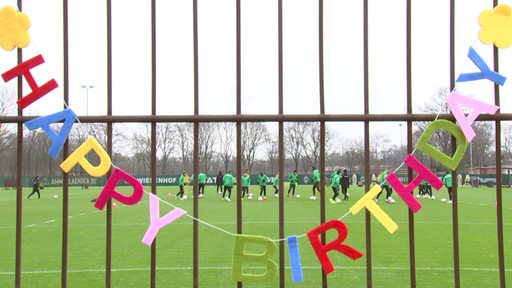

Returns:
1,4,510,284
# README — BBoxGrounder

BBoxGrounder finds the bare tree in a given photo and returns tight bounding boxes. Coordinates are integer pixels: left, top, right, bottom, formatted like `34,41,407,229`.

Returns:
156,123,177,174
198,122,215,173
265,138,278,174
175,123,193,171
341,139,364,173
219,122,235,173
241,122,268,171
284,122,305,171
132,129,152,175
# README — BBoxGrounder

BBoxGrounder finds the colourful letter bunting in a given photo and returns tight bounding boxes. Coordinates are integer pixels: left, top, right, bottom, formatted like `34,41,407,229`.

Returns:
478,4,512,48
1,54,58,109
141,193,187,246
386,154,444,213
456,46,506,85
60,136,111,177
306,220,363,274
232,234,278,283
94,167,144,210
446,92,499,142
0,6,31,51
350,185,398,233
287,235,304,282
24,108,77,159
415,119,468,171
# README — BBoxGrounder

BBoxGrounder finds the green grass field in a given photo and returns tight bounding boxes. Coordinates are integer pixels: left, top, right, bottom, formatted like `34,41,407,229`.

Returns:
1,184,511,287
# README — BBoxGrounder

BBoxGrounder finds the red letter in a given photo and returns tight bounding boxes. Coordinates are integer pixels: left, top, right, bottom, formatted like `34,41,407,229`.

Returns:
94,168,144,210
306,220,363,274
2,54,58,109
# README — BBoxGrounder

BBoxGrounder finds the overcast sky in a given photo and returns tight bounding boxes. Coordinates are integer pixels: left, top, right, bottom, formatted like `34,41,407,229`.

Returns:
0,0,511,146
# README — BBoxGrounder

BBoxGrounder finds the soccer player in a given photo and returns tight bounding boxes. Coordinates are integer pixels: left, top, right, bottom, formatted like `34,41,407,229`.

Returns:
216,171,223,194
340,169,350,200
241,170,250,199
287,170,298,197
257,172,268,201
197,171,207,198
329,169,340,204
376,168,394,203
442,171,453,204
311,166,321,200
222,170,234,201
27,176,41,199
273,174,279,197
176,171,186,200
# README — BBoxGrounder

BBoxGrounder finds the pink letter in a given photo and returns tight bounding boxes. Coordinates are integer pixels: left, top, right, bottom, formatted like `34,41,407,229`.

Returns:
141,193,187,246
94,168,144,210
2,55,59,109
306,220,363,274
386,155,444,213
447,92,499,142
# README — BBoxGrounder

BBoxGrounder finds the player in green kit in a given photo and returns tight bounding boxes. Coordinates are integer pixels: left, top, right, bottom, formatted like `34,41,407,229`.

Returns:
222,170,234,202
241,170,250,199
287,170,298,198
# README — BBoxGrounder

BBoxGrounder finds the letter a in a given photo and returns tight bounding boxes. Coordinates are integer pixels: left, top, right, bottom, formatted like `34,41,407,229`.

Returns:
24,108,77,159
446,92,499,142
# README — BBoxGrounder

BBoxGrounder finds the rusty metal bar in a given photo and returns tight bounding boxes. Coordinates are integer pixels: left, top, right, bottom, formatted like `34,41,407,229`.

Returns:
278,0,285,286
362,0,373,287
61,1,70,287
492,0,506,284
105,0,113,287
4,112,512,124
150,1,158,287
15,2,24,287
405,1,416,287
192,0,200,287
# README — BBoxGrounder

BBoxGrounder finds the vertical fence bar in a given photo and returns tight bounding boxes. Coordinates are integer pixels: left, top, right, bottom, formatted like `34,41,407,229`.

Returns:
235,0,243,287
362,0,373,287
277,0,285,285
192,0,200,287
61,1,70,287
150,0,158,287
105,0,113,287
448,1,461,287
405,1,416,287
15,2,23,287
492,0,507,282
317,1,327,287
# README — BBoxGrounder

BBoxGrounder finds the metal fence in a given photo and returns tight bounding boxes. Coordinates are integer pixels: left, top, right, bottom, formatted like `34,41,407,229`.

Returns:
2,0,509,287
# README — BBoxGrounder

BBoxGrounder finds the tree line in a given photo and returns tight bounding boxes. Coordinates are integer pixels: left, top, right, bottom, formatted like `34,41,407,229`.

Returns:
0,86,502,178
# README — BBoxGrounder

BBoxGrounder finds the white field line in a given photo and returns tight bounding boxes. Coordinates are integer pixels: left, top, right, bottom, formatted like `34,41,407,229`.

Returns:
1,265,511,275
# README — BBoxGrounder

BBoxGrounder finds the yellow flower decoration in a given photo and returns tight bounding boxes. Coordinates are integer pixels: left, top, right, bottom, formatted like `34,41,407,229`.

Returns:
478,4,512,49
0,6,30,51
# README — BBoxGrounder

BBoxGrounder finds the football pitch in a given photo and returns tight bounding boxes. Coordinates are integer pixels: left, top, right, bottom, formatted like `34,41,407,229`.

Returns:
0,184,510,287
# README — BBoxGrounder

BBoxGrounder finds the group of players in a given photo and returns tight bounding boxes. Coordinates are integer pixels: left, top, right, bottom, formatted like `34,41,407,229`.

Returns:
172,167,454,205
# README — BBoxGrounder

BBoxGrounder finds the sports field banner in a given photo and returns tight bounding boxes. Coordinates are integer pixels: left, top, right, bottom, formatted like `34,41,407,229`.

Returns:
1,3,510,284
